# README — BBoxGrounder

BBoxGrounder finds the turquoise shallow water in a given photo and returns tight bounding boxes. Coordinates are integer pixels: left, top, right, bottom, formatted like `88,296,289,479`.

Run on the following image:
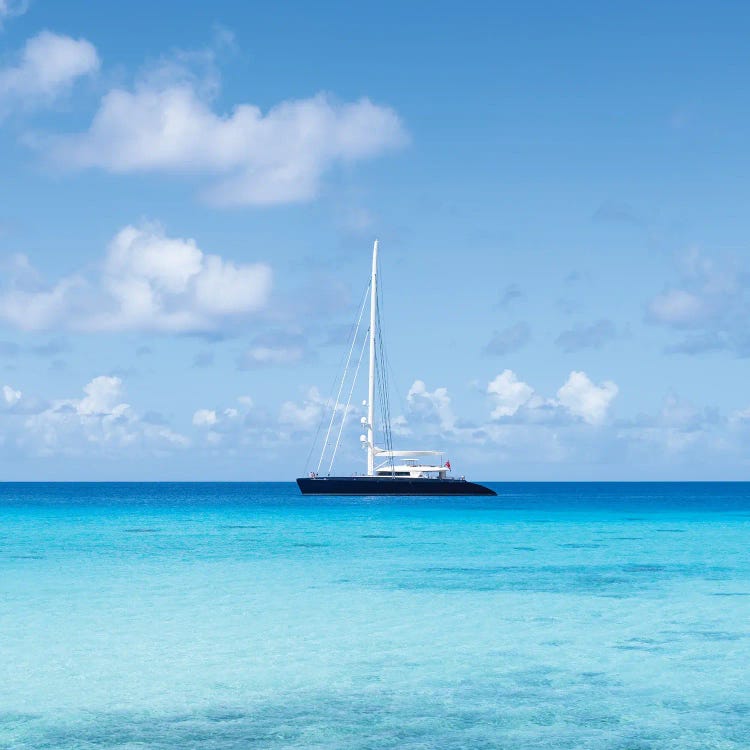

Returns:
1,482,749,749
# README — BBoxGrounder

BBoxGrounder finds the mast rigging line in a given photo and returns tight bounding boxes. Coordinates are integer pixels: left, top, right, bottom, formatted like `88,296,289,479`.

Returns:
375,273,395,474
315,281,370,475
310,239,396,478
328,323,369,475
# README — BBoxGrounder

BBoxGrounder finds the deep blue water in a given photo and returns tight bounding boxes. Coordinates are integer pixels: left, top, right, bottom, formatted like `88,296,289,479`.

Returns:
1,482,749,749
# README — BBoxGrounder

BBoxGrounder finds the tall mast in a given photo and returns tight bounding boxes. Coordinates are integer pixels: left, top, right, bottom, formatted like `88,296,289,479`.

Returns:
367,239,378,476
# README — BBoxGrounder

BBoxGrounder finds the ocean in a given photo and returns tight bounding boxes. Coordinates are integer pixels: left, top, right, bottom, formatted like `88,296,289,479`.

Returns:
1,482,749,749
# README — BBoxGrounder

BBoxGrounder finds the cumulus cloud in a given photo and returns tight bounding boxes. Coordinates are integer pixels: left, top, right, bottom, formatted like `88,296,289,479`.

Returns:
191,396,260,446
406,380,457,432
487,370,535,418
2,384,21,406
0,31,99,113
42,58,407,206
179,371,750,477
77,375,126,415
191,391,332,457
555,319,619,352
192,371,620,471
383,370,620,472
279,387,325,431
0,381,45,415
486,370,618,426
647,249,750,356
398,370,619,441
21,375,187,455
0,223,272,332
556,371,618,425
192,408,217,427
192,387,346,464
186,380,750,477
483,322,530,356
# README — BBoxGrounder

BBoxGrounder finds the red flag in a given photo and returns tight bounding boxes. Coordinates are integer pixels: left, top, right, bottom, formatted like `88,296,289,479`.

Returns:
445,460,451,471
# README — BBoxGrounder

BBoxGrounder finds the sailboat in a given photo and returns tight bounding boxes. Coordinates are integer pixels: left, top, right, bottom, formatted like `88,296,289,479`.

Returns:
296,241,496,496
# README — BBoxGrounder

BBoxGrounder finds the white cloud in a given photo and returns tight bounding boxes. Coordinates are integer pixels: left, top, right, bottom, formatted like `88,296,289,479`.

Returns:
2,384,21,406
192,408,217,427
399,371,618,437
391,413,411,437
44,66,407,205
0,271,85,331
0,0,28,28
239,344,305,368
647,249,750,356
648,289,705,326
730,407,750,423
379,371,619,471
556,371,618,425
487,369,534,418
406,380,457,432
0,31,99,112
190,390,335,462
192,403,244,442
0,222,272,332
185,381,750,477
77,375,124,415
22,375,187,455
237,330,310,369
279,387,324,431
191,395,282,450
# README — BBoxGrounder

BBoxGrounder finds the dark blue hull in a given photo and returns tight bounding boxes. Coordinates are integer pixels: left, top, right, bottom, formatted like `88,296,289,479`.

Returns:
297,476,496,496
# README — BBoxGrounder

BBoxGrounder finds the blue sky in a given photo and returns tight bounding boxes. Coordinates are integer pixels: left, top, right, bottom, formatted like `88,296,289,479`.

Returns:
1,0,749,479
